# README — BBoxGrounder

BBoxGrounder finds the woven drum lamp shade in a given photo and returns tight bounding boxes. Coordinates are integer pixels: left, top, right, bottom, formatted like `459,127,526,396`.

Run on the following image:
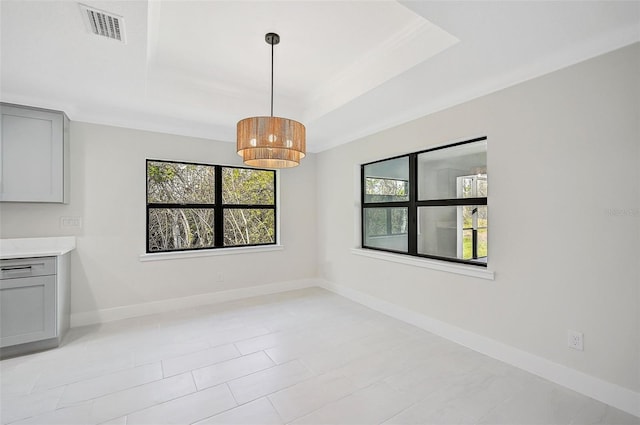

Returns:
236,33,306,169
237,116,306,168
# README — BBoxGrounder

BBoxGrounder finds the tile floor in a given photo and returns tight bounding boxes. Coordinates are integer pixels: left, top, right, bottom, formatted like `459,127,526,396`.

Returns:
1,288,638,425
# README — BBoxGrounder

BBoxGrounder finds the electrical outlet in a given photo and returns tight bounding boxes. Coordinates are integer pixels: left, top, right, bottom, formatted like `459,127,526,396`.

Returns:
60,216,82,228
568,330,584,351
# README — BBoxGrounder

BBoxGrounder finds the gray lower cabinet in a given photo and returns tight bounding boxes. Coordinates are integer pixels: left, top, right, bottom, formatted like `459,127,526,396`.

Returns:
0,256,69,357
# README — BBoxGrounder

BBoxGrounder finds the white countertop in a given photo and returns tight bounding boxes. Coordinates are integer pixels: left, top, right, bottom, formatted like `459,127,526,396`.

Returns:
0,237,76,259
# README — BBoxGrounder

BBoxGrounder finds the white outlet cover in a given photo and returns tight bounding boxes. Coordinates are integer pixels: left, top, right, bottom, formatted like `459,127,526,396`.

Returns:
568,330,584,351
60,216,82,228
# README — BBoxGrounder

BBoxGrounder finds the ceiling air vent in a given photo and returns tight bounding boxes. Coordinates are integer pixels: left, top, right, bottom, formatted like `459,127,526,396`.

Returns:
79,3,126,43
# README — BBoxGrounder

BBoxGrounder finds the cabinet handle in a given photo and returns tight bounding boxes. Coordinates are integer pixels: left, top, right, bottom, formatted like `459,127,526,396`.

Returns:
1,265,35,271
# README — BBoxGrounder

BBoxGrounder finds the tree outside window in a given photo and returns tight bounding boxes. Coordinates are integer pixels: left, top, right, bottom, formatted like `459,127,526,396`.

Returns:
147,160,276,253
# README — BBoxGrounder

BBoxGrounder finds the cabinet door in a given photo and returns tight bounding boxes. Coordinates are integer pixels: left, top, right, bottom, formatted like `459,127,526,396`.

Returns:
0,275,56,347
0,104,65,202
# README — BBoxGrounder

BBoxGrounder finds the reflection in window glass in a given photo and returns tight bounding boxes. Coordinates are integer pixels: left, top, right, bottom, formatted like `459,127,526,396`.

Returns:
417,206,487,264
364,208,408,252
364,156,409,203
365,209,387,236
477,179,488,197
391,208,408,234
418,140,486,200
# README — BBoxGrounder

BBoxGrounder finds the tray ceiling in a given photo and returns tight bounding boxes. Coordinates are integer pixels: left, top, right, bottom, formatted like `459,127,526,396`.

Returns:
1,1,638,152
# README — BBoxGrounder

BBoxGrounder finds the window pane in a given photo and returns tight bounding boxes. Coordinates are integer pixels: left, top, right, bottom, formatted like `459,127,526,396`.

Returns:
147,161,215,204
148,208,214,252
364,208,408,252
391,208,408,234
462,228,487,259
418,140,486,200
477,178,488,197
462,229,473,259
364,156,409,203
222,168,274,205
224,209,275,246
418,205,487,264
477,228,488,258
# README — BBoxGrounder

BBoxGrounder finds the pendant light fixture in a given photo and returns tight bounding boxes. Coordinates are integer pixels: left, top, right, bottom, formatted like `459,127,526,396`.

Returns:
237,33,306,168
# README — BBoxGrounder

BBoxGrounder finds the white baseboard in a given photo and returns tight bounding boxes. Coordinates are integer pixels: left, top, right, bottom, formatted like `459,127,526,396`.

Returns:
317,278,640,418
70,278,317,328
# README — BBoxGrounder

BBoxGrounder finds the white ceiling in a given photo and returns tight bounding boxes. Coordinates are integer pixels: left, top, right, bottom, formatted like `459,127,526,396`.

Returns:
1,1,639,153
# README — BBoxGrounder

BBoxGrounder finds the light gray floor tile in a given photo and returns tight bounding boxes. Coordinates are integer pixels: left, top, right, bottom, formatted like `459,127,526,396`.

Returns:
1,386,64,424
89,372,196,423
133,337,211,366
98,417,127,425
384,401,476,425
227,360,314,404
263,340,321,365
477,378,596,424
127,383,236,424
161,343,240,377
58,362,163,407
193,397,284,425
291,381,420,425
11,403,93,425
234,330,288,355
191,351,274,390
0,365,40,397
33,352,136,391
298,339,373,374
268,371,359,423
208,325,272,348
570,400,640,425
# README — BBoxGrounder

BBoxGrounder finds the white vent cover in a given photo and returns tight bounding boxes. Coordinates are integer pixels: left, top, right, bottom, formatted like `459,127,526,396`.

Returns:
79,3,126,43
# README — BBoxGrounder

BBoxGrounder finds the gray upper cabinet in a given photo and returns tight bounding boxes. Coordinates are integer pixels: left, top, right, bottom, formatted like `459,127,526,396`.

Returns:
0,103,70,203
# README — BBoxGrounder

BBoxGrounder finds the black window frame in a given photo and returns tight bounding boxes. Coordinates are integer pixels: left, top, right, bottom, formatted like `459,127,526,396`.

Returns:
146,159,277,253
361,137,487,267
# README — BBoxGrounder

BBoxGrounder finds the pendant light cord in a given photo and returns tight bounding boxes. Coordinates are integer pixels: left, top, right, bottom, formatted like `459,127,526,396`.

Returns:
270,39,274,117
265,32,280,117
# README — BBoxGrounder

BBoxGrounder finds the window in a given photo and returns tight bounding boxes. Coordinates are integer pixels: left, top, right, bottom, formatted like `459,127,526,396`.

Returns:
362,137,487,266
146,160,276,253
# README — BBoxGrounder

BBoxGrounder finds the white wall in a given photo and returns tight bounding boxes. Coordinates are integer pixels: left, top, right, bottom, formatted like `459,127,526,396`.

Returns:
0,123,317,318
316,43,640,393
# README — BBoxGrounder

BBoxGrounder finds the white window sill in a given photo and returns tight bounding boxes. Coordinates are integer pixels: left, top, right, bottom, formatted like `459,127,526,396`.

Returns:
140,245,284,262
351,248,494,280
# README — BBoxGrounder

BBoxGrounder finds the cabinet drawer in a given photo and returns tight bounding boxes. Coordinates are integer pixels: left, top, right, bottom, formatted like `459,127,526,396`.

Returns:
0,257,56,280
0,275,56,347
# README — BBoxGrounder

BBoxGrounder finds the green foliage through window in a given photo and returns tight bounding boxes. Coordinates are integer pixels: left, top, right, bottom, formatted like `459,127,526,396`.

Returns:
147,160,276,253
365,178,408,202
